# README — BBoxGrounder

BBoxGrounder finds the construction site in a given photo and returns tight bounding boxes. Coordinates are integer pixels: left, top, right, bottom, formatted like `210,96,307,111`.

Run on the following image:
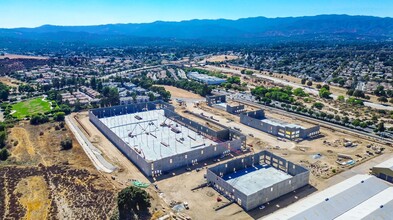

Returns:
207,151,309,211
89,101,246,177
63,87,393,220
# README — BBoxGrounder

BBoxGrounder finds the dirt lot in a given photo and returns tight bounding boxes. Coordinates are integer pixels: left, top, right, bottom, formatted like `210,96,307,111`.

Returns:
158,85,204,100
206,55,239,63
0,122,117,219
0,54,48,60
0,76,23,87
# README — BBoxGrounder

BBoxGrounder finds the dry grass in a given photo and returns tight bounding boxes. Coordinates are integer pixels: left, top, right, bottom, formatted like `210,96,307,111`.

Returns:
0,77,23,87
14,176,50,220
206,55,239,62
158,85,203,100
0,54,48,60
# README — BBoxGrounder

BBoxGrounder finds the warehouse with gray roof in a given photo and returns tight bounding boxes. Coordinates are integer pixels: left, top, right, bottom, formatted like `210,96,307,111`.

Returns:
264,174,393,220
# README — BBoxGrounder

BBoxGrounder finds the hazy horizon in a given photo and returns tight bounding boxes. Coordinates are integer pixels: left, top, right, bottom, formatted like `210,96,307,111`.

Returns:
1,0,393,28
5,14,393,29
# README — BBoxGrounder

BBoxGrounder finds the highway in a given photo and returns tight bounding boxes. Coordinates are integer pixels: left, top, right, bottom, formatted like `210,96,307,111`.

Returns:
235,99,393,145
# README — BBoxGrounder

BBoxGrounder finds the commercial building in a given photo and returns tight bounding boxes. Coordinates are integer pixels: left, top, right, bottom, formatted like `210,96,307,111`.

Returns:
187,71,226,85
89,101,246,177
372,157,393,183
240,110,320,140
206,151,309,211
265,174,393,220
206,95,245,114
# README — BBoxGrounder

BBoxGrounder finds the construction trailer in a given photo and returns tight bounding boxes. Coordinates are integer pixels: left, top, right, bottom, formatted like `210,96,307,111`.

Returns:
206,150,309,211
240,110,320,140
89,101,246,177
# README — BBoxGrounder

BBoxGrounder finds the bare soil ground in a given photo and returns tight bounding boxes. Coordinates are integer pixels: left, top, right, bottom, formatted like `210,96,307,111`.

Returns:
158,85,204,100
206,55,239,63
0,54,48,60
0,122,117,219
0,76,23,87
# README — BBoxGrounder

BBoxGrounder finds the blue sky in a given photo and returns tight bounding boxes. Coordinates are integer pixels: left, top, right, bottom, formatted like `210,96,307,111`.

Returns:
1,0,393,28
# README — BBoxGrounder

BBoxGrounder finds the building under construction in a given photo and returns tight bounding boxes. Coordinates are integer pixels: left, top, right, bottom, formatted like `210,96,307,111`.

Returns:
89,101,246,177
206,95,246,114
206,151,309,211
240,110,320,140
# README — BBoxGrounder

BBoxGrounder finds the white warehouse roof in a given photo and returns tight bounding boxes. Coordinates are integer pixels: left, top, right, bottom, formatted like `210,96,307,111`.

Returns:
373,157,393,171
264,174,392,220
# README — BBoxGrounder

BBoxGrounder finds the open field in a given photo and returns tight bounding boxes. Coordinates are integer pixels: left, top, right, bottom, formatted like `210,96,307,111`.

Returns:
0,122,117,219
158,85,204,100
206,55,239,62
0,54,48,60
11,97,52,119
0,76,23,87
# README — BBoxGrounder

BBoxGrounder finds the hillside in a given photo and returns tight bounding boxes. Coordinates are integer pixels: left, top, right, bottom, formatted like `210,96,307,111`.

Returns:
1,15,393,49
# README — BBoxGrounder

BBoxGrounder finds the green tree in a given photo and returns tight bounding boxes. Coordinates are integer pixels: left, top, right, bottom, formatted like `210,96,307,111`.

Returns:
0,82,10,101
30,114,49,125
54,112,66,121
312,102,324,110
293,88,307,97
306,81,313,86
337,95,345,102
90,77,97,90
378,96,388,103
118,186,151,220
374,86,385,97
319,88,332,99
352,119,361,127
0,131,7,148
342,116,350,124
376,122,386,132
301,78,307,85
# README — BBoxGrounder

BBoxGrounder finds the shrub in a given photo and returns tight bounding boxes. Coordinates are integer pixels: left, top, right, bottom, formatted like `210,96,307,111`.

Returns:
54,112,65,122
60,138,73,150
30,114,49,125
0,148,10,161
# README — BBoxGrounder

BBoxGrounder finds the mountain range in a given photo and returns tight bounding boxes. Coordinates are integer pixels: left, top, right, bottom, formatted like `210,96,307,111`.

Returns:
1,14,393,48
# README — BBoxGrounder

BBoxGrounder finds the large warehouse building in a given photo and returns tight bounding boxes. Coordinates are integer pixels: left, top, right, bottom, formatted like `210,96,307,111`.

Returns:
240,110,320,140
206,151,309,211
372,157,393,183
187,71,226,85
89,101,246,177
264,174,393,220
